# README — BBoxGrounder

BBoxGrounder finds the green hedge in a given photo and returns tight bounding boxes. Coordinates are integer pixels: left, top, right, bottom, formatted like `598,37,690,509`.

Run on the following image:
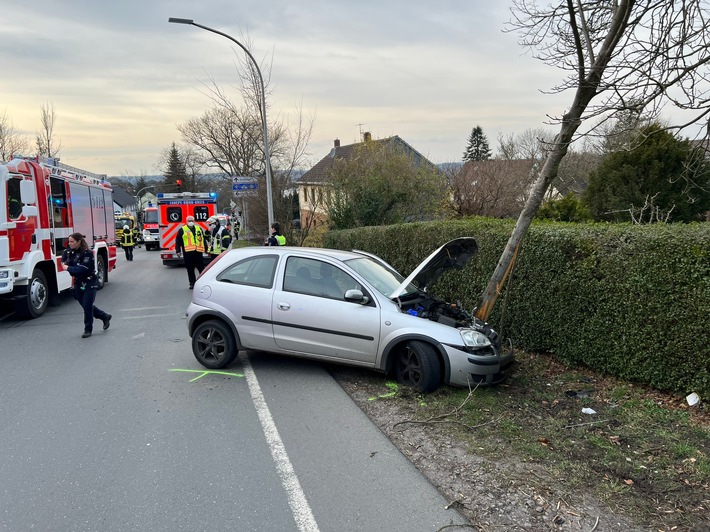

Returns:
324,219,710,397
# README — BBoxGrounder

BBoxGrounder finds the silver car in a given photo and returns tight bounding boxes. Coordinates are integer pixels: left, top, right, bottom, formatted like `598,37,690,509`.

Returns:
185,238,514,392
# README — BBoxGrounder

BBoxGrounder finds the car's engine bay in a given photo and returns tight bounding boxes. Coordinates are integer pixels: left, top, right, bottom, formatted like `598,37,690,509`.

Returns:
397,292,500,347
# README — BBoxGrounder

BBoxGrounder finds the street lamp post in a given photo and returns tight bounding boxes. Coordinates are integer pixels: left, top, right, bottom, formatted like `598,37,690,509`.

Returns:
168,17,275,232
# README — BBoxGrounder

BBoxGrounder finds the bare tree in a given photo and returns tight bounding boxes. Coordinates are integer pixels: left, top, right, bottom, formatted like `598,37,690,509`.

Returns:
452,159,537,218
497,128,554,161
605,193,676,224
0,111,29,161
35,102,61,158
178,38,314,237
475,0,710,321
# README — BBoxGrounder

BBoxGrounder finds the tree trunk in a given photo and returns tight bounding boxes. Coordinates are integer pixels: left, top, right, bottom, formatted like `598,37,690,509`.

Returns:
474,118,579,322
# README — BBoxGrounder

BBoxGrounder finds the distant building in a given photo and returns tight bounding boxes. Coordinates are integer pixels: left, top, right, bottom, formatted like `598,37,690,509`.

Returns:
298,132,438,227
453,159,541,218
111,185,138,214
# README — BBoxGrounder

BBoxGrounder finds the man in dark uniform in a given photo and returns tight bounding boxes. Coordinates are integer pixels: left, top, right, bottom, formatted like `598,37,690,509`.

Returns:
120,224,135,261
175,215,205,289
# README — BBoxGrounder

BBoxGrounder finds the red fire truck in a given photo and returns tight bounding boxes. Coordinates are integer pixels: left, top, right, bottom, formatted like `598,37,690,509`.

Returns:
140,202,160,251
157,192,216,266
0,157,117,318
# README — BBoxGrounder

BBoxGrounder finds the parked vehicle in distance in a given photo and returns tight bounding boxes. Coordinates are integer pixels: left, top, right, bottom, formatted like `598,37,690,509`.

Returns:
185,238,514,392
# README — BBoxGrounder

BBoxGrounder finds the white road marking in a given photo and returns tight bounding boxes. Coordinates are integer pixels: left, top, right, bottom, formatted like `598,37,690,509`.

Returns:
121,306,175,311
122,314,179,319
242,354,320,532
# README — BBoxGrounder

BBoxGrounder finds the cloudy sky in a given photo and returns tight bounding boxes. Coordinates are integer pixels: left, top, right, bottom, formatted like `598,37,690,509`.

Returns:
2,1,574,177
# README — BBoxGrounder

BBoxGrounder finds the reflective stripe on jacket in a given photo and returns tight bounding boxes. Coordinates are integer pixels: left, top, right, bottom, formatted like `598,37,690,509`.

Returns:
209,227,224,255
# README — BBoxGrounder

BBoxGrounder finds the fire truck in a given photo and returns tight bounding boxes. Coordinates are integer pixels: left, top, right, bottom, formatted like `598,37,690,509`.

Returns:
114,212,136,245
0,157,117,318
140,202,160,251
157,192,216,266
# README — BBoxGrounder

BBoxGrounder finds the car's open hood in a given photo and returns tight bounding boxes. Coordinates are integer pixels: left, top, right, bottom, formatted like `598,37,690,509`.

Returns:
389,237,478,299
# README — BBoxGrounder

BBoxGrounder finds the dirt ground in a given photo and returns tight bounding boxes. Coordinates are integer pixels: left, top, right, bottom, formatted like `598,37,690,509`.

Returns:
329,362,709,532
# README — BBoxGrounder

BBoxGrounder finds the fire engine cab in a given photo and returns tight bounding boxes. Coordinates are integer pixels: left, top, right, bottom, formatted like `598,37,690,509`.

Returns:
157,192,216,265
140,203,160,251
0,157,117,318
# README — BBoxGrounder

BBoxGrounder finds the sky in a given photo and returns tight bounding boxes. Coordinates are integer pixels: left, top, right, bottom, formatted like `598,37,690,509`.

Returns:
1,1,576,177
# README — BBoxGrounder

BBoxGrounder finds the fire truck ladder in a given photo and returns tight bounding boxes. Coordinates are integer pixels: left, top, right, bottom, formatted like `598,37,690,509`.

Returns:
37,156,108,187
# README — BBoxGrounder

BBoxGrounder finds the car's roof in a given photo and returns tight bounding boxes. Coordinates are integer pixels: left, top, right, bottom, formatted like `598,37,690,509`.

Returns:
225,246,368,263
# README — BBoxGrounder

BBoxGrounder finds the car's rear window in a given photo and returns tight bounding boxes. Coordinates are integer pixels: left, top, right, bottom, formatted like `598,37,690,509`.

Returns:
216,255,277,288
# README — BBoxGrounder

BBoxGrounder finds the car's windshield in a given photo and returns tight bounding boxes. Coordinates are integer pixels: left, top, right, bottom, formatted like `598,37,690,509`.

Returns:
344,256,419,298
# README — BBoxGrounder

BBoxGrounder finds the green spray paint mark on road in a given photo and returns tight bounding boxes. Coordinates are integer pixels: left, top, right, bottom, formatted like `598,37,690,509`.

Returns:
170,368,244,382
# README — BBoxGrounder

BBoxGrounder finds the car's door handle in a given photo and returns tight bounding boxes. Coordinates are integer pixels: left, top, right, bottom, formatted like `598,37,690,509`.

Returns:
278,302,291,311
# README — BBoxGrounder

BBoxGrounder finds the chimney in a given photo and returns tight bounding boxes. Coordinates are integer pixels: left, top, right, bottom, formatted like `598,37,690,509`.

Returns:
334,138,340,148
363,131,372,142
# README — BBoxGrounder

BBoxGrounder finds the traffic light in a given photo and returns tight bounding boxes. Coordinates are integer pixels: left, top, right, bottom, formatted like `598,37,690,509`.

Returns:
176,179,182,191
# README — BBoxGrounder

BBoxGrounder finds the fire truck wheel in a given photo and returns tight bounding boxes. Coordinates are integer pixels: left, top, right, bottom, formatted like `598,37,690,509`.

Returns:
15,269,49,319
192,320,238,369
96,255,107,290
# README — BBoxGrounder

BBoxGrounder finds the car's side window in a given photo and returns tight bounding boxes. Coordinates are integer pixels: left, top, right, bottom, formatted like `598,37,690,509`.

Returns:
283,257,362,300
216,255,277,288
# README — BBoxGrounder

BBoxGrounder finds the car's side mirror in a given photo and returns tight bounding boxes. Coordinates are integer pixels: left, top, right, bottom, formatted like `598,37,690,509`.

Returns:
344,289,369,305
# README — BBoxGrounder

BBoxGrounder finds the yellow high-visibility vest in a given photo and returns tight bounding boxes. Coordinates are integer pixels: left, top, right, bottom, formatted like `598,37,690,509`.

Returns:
181,225,205,252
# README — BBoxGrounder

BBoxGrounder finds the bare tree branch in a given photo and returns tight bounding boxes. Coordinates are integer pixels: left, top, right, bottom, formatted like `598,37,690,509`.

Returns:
477,0,710,321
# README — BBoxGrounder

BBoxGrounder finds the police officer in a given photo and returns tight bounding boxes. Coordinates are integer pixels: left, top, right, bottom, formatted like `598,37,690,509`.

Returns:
61,232,111,338
266,222,286,246
205,216,232,263
175,215,205,289
121,224,135,261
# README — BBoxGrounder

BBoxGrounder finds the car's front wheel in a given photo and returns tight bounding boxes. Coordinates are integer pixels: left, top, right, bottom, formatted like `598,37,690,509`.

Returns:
396,340,441,393
192,320,238,369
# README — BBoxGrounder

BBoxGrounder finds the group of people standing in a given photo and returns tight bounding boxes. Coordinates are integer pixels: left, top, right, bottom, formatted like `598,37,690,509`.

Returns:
175,215,234,289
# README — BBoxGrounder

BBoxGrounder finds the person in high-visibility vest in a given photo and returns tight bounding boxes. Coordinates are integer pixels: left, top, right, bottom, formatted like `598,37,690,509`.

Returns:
205,217,232,263
132,226,141,248
266,222,286,246
175,215,205,289
120,225,135,261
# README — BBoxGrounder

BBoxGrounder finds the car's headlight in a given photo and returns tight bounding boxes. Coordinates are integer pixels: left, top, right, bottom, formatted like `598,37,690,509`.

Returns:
460,329,492,348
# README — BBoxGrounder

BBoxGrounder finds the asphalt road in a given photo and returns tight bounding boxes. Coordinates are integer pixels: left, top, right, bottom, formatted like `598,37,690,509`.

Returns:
0,246,469,531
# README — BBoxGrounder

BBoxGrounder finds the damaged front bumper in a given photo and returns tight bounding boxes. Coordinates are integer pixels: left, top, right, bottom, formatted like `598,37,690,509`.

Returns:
444,343,515,387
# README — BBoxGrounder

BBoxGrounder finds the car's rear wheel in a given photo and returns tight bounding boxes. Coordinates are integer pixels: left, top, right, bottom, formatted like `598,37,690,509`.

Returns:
192,320,238,369
396,340,440,393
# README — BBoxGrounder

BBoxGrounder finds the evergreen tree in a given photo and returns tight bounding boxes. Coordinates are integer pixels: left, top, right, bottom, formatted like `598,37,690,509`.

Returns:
583,124,710,222
462,125,492,162
163,142,187,190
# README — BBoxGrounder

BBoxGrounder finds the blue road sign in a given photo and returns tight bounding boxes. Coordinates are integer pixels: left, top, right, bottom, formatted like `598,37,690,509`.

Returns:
232,182,258,191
